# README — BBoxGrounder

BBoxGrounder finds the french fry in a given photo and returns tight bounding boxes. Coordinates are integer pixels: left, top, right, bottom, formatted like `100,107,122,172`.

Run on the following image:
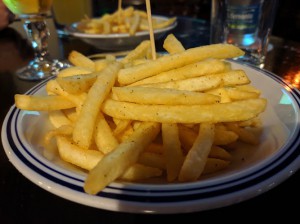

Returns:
57,66,93,78
56,136,103,171
48,110,72,128
163,33,185,54
102,98,267,123
129,59,226,86
112,86,221,105
162,123,185,181
118,44,244,85
225,123,260,145
203,158,230,175
56,72,98,94
94,112,119,154
138,152,166,169
121,40,151,64
72,62,122,149
84,122,160,194
179,123,215,181
14,94,76,111
68,50,95,71
120,164,162,181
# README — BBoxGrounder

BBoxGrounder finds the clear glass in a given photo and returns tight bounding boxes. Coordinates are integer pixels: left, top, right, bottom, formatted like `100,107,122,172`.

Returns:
210,0,278,68
3,0,68,80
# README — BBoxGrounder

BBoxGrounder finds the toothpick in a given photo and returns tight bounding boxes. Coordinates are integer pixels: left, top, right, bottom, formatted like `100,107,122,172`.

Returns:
145,0,157,60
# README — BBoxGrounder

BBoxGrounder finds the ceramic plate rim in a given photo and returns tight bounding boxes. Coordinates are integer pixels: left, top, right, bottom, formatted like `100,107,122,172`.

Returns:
2,61,300,214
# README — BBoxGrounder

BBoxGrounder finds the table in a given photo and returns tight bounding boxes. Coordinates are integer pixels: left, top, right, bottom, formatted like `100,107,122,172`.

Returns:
1,16,300,223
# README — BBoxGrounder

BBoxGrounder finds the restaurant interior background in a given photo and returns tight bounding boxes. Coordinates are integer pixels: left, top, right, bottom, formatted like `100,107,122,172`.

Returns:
89,0,300,42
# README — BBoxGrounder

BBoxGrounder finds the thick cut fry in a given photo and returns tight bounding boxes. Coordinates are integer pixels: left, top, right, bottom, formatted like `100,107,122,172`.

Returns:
129,59,226,86
68,50,95,70
225,123,260,145
57,66,93,78
179,123,215,181
102,98,267,123
56,136,103,171
15,94,76,111
48,110,72,128
138,152,165,169
73,62,122,149
84,122,160,195
141,70,250,91
56,72,98,94
214,129,239,145
120,164,162,181
141,73,222,92
112,86,220,105
162,123,185,181
203,158,230,175
118,44,244,85
163,33,185,54
121,40,151,64
94,112,119,154
208,146,232,161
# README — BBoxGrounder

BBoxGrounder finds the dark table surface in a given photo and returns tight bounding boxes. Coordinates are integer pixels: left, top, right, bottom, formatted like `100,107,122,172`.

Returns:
1,16,300,223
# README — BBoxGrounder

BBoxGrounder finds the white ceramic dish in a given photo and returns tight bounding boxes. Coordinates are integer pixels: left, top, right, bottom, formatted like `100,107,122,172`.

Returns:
65,15,177,50
2,61,300,214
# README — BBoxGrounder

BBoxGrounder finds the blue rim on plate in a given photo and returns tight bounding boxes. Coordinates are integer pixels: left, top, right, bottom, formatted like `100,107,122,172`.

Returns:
1,61,300,214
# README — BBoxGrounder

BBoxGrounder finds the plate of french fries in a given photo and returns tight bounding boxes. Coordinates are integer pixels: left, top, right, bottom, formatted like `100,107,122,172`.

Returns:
66,7,177,50
2,35,300,214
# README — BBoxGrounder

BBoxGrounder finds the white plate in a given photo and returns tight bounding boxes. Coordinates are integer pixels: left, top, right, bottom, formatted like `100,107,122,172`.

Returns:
66,15,177,50
2,61,300,214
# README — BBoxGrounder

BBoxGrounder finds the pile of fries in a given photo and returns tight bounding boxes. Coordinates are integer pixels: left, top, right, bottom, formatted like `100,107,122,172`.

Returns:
15,34,267,195
77,6,176,36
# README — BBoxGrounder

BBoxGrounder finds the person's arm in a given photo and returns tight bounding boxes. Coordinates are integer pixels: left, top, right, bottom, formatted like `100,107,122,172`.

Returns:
0,0,12,31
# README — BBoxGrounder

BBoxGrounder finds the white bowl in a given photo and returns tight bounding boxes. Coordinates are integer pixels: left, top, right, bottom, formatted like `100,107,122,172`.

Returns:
65,15,177,51
2,61,300,213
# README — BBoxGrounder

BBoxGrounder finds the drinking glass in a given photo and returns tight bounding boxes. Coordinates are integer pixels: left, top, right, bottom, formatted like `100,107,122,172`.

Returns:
3,0,68,80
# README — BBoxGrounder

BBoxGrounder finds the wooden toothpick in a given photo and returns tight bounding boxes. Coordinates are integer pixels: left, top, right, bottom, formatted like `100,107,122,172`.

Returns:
145,0,157,60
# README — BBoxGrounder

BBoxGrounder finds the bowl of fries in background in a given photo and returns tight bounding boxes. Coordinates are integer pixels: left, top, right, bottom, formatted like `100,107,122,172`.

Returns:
65,6,177,50
2,35,300,214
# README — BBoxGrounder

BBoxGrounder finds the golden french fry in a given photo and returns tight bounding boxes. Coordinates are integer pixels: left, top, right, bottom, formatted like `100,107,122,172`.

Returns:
162,123,185,182
141,73,222,92
225,87,260,100
129,12,140,35
68,50,95,70
120,164,162,181
179,123,215,182
138,152,166,169
225,123,260,145
129,59,226,86
56,136,103,171
48,110,72,128
56,72,98,94
203,158,230,175
57,66,93,78
214,129,239,145
121,40,151,64
208,146,232,161
14,94,76,111
113,119,132,136
94,112,119,154
73,62,122,149
112,86,221,105
118,44,244,85
102,98,267,123
163,33,185,54
84,122,160,195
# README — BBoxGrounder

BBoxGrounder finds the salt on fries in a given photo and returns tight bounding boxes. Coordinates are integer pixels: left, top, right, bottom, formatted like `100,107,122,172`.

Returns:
77,6,176,36
14,35,267,195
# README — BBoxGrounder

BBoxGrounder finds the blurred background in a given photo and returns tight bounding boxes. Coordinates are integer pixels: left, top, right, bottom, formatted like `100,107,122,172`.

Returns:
83,0,300,42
